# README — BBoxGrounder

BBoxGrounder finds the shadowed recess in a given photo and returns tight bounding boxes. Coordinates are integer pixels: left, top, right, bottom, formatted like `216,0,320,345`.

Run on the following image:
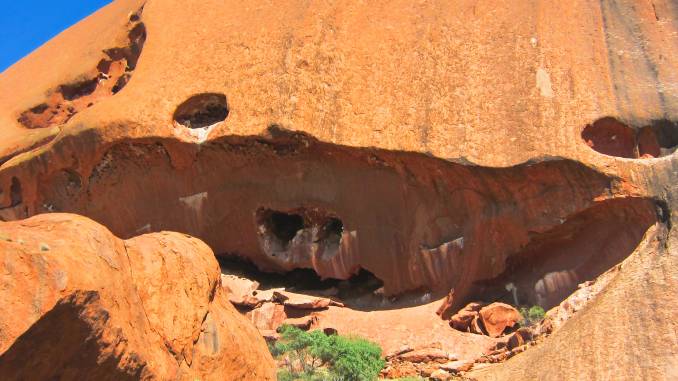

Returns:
173,93,229,129
582,117,678,158
0,130,663,311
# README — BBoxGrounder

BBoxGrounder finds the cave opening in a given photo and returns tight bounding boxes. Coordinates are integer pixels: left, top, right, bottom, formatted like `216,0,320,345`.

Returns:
255,207,347,268
173,93,229,129
58,79,99,101
265,211,304,245
637,119,678,157
581,117,637,158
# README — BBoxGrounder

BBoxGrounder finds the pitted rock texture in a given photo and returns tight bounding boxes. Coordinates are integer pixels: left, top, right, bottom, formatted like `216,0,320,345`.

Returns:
0,1,677,380
0,213,275,381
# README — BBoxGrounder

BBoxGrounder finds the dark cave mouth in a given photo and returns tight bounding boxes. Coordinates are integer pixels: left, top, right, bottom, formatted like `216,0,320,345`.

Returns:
173,93,229,129
261,210,305,246
582,117,678,159
255,207,345,261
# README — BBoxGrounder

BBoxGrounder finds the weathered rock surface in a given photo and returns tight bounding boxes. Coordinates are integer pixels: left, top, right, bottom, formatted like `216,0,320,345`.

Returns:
0,213,274,380
221,274,261,306
478,303,522,338
246,302,287,331
0,0,669,306
0,0,677,379
471,224,677,380
449,302,483,332
396,348,455,364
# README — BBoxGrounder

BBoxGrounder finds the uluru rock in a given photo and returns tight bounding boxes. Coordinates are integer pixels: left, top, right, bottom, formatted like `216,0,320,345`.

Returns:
281,315,319,331
0,213,274,380
0,0,666,306
0,0,677,379
280,290,342,309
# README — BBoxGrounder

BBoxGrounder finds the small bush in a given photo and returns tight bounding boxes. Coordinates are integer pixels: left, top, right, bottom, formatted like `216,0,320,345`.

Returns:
330,335,384,380
520,305,545,326
528,305,545,321
271,325,385,381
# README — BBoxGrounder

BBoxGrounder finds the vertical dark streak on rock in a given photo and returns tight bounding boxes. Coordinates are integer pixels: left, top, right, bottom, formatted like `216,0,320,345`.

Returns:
599,0,625,116
600,0,667,123
652,2,660,21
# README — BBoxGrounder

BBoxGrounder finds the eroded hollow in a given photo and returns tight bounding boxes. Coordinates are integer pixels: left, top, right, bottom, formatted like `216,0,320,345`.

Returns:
259,210,304,247
173,93,229,129
582,117,678,158
0,131,664,311
256,208,348,276
17,13,146,129
466,197,658,311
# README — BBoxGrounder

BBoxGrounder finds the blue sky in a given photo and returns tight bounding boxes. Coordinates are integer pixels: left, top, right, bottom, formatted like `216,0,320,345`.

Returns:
0,1,112,73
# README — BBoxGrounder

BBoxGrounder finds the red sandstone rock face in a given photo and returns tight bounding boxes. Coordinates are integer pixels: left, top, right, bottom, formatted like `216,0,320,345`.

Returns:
0,0,669,310
0,213,274,380
0,1,677,379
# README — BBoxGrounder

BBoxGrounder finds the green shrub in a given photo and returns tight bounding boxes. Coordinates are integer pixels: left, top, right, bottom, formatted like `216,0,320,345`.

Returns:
519,305,545,326
271,325,385,381
329,335,384,380
276,369,296,381
528,305,545,321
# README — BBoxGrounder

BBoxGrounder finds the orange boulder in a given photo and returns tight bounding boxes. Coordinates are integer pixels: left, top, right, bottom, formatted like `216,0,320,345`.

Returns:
478,303,522,338
0,213,274,380
449,302,483,332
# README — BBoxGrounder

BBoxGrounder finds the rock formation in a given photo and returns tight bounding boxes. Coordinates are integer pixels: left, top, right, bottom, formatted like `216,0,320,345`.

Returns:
1,0,677,379
0,213,275,380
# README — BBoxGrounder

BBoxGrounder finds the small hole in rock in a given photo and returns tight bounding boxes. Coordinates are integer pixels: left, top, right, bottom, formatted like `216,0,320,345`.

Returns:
29,103,49,114
173,93,229,129
265,211,304,244
320,217,343,245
